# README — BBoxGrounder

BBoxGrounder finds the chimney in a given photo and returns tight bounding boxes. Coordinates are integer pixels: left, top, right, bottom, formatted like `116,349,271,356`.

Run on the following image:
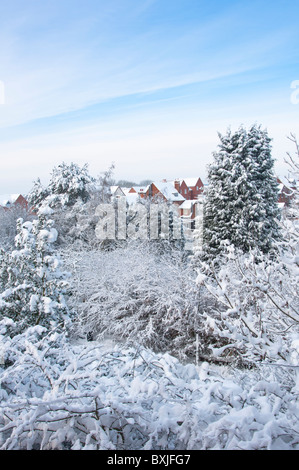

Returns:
174,179,180,192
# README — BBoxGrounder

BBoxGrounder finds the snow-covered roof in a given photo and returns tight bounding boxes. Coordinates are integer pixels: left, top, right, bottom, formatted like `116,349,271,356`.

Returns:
120,187,132,195
179,200,195,209
182,178,199,187
126,193,139,205
110,186,125,196
130,186,149,194
152,182,185,202
170,178,202,188
277,176,291,187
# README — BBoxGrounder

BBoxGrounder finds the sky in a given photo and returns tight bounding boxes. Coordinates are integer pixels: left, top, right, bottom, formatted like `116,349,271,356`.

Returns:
0,0,298,194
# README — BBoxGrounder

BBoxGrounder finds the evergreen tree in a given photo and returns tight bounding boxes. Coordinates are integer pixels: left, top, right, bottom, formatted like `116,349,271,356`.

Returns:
203,124,281,257
27,177,49,210
0,211,70,333
28,162,95,212
47,162,95,208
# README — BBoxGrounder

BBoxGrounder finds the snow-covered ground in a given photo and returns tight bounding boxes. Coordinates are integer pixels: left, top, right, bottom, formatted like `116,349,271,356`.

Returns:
0,322,298,450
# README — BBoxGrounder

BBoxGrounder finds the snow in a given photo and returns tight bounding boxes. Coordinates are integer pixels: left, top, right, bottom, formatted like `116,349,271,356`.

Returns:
0,149,298,450
38,228,58,243
38,206,54,216
0,327,297,450
152,182,185,202
0,194,20,207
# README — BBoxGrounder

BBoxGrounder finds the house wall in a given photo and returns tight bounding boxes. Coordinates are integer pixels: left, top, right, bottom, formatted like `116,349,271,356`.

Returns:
0,194,28,210
15,195,28,209
146,183,167,202
179,181,191,200
188,178,204,199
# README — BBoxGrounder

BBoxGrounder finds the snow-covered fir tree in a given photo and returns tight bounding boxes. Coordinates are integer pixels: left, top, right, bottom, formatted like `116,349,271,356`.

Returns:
27,162,116,247
46,162,96,209
27,177,49,210
0,209,70,333
202,124,281,257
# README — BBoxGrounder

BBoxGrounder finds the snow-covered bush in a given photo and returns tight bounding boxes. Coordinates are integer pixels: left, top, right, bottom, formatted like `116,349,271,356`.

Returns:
63,241,201,361
0,211,70,334
0,321,298,450
195,245,299,367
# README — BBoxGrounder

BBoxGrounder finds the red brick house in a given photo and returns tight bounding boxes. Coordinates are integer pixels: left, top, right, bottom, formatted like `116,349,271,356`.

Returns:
146,182,185,205
172,178,204,200
128,186,148,199
277,178,294,206
182,178,204,199
0,194,28,211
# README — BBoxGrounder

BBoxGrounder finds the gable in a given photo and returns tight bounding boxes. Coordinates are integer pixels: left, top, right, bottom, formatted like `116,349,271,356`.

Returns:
0,194,28,208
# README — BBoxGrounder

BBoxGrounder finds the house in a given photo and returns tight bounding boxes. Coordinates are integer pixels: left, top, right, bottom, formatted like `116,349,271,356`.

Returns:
110,186,126,198
178,195,205,227
146,181,185,205
128,186,149,199
277,178,294,206
0,194,28,211
172,177,204,200
179,200,196,219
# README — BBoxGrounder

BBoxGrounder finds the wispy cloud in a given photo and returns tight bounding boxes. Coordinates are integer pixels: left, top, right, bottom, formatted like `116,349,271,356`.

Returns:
0,0,296,127
0,0,298,192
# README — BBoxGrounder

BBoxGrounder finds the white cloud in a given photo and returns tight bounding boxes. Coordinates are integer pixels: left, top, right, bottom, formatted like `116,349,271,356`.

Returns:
0,0,297,193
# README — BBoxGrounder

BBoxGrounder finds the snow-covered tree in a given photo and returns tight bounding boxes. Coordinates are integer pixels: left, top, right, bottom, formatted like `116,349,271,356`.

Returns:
27,162,117,247
96,163,115,203
63,241,200,361
0,204,34,250
28,162,95,213
194,134,299,367
27,177,49,210
195,244,299,367
47,162,95,209
285,133,299,215
202,125,281,257
0,322,298,450
0,210,70,334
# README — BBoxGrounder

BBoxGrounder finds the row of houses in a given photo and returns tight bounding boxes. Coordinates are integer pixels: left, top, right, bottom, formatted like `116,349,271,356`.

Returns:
0,176,294,218
111,176,295,220
111,177,206,221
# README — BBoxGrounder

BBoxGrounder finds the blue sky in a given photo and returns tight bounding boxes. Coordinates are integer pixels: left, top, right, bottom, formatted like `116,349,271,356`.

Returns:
0,0,298,193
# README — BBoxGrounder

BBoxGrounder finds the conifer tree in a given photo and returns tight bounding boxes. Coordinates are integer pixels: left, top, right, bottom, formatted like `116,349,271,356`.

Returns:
27,177,49,210
203,124,281,257
47,162,95,208
0,210,70,333
28,162,95,212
